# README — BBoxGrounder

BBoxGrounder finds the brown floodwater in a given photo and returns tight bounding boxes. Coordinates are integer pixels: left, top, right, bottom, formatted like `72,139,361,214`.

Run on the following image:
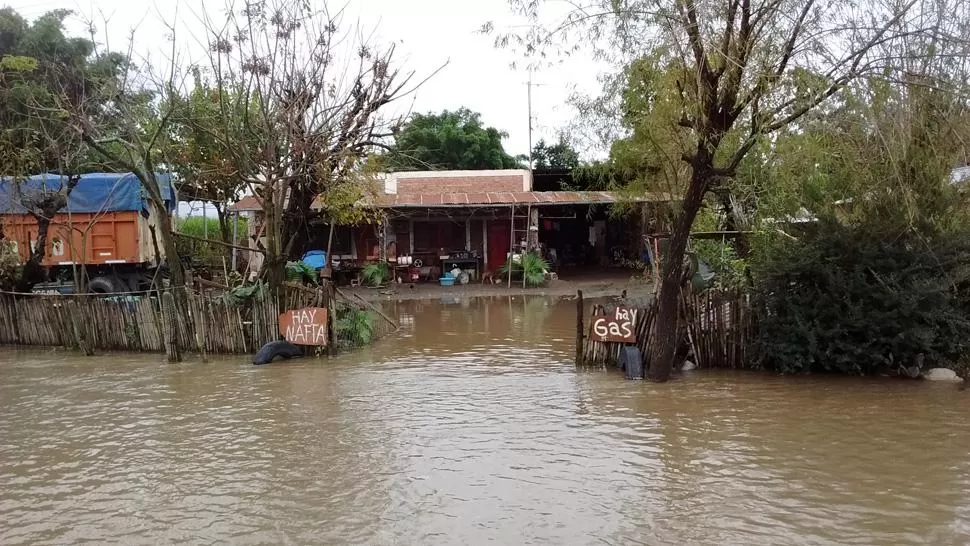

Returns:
1,295,969,545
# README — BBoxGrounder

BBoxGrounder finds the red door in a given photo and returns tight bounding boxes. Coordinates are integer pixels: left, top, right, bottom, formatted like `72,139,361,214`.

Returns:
487,221,510,272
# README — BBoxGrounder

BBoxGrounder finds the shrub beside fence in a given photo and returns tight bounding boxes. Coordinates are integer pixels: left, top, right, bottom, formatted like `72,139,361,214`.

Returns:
0,282,396,355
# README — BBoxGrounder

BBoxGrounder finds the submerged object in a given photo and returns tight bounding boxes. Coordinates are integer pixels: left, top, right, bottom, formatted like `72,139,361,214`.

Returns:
253,340,302,365
618,346,643,380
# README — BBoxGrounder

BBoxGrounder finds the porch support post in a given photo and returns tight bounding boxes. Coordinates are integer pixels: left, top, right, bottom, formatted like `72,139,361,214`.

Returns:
465,217,471,251
508,205,515,288
482,218,489,269
408,218,414,255
378,213,387,261
527,205,539,251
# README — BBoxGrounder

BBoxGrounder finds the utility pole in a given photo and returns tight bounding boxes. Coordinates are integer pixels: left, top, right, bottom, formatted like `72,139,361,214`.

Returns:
527,72,533,173
525,72,545,173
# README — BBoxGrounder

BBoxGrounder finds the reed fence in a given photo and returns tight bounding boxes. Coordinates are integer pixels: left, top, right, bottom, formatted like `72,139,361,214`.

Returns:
578,288,755,372
0,281,396,355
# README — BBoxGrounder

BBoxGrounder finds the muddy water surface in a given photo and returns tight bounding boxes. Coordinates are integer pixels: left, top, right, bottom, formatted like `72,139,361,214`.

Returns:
1,296,969,545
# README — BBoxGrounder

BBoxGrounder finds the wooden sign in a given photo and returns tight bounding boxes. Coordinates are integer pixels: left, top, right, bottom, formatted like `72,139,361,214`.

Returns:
278,307,328,346
590,306,638,343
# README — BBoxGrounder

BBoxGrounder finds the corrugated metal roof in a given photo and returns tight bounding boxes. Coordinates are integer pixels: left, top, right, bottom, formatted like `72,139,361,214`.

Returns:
233,191,668,212
371,191,665,208
228,196,262,212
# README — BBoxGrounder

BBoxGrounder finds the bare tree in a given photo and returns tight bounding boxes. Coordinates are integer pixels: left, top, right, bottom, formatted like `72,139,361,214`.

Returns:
495,0,967,380
195,0,423,290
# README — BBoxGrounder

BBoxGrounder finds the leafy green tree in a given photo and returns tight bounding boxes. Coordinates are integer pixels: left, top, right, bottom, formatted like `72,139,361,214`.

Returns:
531,135,579,170
0,8,123,175
167,78,249,251
388,108,521,171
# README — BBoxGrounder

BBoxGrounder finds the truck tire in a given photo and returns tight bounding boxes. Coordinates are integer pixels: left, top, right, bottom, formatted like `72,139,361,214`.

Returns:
87,276,117,294
253,340,302,365
130,274,157,293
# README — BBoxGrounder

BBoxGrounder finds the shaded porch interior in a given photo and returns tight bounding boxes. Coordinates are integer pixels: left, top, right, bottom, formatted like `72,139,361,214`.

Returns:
305,202,661,286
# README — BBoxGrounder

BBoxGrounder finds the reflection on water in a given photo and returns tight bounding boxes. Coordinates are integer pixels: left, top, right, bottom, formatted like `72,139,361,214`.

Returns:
1,295,969,545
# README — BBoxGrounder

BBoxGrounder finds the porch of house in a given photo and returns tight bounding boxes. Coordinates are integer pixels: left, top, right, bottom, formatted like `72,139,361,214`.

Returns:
319,201,657,288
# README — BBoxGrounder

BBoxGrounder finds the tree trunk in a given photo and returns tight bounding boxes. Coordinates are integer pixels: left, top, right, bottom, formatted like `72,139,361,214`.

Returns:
647,174,707,382
18,217,52,290
216,203,232,261
153,200,186,288
259,182,286,293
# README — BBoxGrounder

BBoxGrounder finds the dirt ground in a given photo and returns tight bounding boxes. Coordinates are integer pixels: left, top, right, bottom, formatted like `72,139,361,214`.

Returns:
345,270,655,302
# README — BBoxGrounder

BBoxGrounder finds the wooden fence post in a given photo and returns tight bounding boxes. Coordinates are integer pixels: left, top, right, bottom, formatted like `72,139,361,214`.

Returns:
163,291,181,362
575,289,584,365
70,299,94,356
327,283,337,356
191,291,208,363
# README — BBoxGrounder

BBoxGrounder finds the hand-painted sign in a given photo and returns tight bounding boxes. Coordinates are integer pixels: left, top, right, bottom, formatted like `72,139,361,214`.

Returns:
278,307,328,346
590,306,638,343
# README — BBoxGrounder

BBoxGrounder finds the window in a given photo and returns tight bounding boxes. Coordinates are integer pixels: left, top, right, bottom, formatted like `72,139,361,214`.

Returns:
51,238,64,257
412,221,468,253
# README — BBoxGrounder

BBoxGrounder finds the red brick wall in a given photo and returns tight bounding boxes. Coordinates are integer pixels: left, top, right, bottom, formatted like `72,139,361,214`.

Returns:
396,175,523,194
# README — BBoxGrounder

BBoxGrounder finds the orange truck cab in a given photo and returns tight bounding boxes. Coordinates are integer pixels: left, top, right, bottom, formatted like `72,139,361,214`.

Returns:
0,173,177,293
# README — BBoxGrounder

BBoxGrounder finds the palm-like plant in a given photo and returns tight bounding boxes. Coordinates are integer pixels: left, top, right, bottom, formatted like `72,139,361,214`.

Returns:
499,252,549,287
362,262,389,287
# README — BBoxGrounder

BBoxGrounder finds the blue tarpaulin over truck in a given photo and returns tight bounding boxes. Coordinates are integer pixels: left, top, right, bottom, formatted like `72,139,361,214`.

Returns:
0,173,177,214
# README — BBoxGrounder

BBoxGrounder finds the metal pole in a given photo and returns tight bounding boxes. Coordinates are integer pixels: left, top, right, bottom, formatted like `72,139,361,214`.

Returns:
527,72,533,172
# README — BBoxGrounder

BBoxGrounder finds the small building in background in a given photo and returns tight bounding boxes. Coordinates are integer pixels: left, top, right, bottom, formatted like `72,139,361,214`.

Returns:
229,169,669,284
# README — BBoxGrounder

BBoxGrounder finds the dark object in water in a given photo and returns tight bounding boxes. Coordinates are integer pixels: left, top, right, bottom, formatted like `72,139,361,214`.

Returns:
253,340,302,365
619,346,643,380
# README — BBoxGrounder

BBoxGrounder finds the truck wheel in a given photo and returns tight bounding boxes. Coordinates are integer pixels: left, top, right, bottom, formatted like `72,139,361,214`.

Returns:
130,274,156,293
86,276,117,294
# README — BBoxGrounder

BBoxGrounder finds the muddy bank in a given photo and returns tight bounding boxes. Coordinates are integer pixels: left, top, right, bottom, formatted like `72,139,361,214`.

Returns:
346,276,654,302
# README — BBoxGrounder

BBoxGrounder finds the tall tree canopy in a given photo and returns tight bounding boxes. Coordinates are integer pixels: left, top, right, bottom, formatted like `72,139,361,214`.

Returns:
387,108,521,171
0,8,123,175
167,78,250,249
531,135,579,170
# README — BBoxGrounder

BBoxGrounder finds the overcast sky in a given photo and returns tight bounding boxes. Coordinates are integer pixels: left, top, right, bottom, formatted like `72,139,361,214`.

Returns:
4,0,607,160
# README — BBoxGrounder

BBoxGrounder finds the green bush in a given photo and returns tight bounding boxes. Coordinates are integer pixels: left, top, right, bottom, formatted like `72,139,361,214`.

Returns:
692,240,748,290
214,281,268,306
335,303,375,347
751,219,970,375
362,262,389,287
175,215,248,267
285,261,318,285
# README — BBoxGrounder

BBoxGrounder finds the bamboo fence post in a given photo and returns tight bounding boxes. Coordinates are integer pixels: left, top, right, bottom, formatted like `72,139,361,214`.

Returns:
191,291,208,363
575,290,584,365
70,299,94,356
327,283,337,356
163,291,181,362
